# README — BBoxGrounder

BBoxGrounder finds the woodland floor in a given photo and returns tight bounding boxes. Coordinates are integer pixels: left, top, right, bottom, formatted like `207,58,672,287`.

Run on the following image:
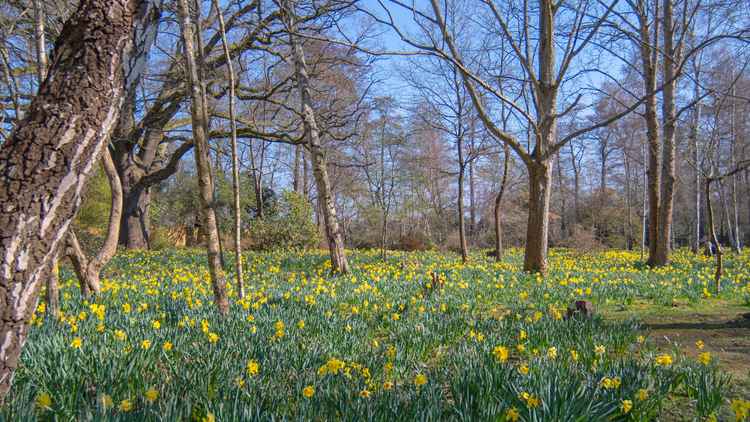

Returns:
604,300,750,420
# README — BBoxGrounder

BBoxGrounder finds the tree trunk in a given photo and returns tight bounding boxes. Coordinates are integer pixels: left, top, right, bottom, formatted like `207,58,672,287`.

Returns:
46,262,60,319
119,178,151,249
524,160,553,273
293,144,302,194
653,0,678,266
282,0,349,274
730,91,741,252
494,143,511,260
33,0,48,85
177,0,229,314
457,162,468,263
212,0,244,298
624,147,634,250
556,152,567,237
706,179,722,292
469,156,476,238
34,0,60,314
690,80,702,253
641,139,648,260
635,0,662,266
0,0,145,402
66,231,92,298
66,148,122,297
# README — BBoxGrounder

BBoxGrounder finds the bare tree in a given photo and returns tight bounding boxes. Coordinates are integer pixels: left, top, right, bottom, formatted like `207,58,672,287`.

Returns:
280,0,350,274
177,0,229,313
375,0,640,272
212,0,245,298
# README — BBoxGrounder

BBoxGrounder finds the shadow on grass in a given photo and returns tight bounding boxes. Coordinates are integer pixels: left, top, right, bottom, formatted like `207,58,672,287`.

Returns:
645,316,750,330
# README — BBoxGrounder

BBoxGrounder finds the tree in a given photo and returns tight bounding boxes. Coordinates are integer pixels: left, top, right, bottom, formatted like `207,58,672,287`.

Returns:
410,0,635,272
0,0,150,402
212,0,245,298
65,148,123,297
280,0,350,274
177,0,229,314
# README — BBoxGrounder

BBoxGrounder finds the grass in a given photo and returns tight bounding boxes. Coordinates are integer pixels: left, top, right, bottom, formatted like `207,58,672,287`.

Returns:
4,247,750,421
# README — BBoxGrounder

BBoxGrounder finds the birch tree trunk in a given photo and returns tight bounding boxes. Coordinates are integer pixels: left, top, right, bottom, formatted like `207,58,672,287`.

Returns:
33,0,48,84
281,0,350,274
212,0,244,298
0,0,146,402
177,0,229,314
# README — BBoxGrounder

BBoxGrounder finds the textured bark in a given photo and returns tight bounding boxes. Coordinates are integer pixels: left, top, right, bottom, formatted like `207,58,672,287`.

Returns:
281,0,350,274
522,0,556,274
212,0,244,298
524,160,553,273
34,0,59,313
66,148,122,297
111,2,168,250
177,0,229,314
0,0,144,402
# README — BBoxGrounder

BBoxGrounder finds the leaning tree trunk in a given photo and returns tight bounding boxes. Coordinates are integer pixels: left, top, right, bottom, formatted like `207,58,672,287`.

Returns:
281,0,349,274
494,143,511,261
0,0,146,402
177,0,229,314
524,159,553,273
66,148,123,298
33,0,59,317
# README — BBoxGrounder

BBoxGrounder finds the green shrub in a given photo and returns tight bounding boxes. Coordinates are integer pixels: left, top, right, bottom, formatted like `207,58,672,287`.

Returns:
246,191,320,250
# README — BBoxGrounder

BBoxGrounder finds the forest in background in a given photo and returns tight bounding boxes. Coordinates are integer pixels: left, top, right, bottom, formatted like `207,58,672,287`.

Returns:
2,0,748,263
0,0,749,410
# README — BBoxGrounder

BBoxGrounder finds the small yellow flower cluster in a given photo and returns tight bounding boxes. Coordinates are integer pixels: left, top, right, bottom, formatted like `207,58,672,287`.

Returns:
730,399,750,421
519,391,540,408
492,345,509,363
600,376,621,389
655,354,673,367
